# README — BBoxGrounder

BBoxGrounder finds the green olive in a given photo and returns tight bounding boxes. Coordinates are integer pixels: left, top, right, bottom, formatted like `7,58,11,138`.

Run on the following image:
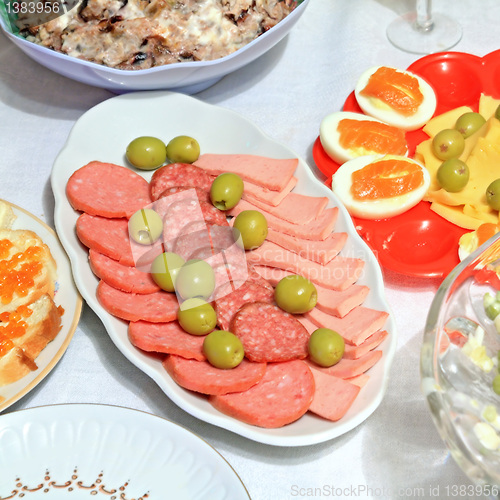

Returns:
177,297,217,336
454,112,486,138
126,136,167,170
432,129,465,160
210,173,244,211
203,330,244,369
308,328,345,367
128,208,163,245
150,252,185,292
486,302,500,320
165,136,200,164
493,374,500,396
436,159,469,193
486,179,500,211
232,210,268,250
175,259,215,300
274,275,317,314
495,104,500,121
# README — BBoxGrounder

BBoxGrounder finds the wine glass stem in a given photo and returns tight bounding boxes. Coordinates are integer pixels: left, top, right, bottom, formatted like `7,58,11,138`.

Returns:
416,0,434,32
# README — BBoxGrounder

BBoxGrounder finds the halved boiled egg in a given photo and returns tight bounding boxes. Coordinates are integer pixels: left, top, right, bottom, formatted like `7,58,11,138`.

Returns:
320,111,408,164
458,222,500,261
332,154,430,219
354,66,437,131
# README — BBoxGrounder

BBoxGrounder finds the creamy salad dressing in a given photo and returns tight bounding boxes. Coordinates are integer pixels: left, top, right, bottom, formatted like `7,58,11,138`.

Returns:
20,0,296,69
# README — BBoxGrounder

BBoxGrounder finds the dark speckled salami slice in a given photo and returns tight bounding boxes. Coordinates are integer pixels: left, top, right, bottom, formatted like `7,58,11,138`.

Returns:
96,281,178,322
163,355,266,395
209,360,314,428
157,185,211,203
67,161,151,218
129,321,205,361
89,249,160,294
150,163,213,200
214,282,274,331
233,302,309,363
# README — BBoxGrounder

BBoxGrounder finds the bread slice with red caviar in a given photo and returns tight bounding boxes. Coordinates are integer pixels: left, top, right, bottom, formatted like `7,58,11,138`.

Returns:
0,228,57,315
0,201,62,386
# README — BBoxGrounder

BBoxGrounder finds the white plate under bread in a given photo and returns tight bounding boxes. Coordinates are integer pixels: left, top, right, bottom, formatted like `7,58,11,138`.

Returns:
0,200,82,412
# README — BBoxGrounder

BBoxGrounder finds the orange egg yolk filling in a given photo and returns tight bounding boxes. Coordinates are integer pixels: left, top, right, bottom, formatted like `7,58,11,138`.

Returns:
337,118,407,156
476,223,500,247
351,158,424,200
360,67,424,117
0,242,43,306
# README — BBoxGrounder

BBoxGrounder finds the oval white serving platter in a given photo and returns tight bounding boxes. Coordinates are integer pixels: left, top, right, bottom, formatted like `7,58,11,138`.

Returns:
50,91,397,446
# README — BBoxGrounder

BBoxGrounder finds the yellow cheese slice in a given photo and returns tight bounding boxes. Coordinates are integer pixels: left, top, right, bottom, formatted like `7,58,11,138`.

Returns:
479,94,500,120
430,202,486,230
422,106,473,138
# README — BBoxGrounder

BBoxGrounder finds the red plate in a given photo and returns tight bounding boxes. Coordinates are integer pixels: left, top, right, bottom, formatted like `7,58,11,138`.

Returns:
313,50,500,279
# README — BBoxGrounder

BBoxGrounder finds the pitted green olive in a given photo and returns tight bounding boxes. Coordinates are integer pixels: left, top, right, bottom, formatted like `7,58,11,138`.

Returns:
308,328,345,367
203,330,244,369
210,173,244,211
232,210,268,250
166,136,200,164
175,259,216,300
126,136,167,170
128,209,163,245
150,252,185,292
274,275,317,314
177,298,217,336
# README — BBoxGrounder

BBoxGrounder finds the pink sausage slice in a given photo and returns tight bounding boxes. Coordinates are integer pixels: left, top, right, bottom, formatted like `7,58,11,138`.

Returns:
67,161,151,218
195,154,298,192
163,355,266,396
76,213,162,268
210,360,314,428
306,350,383,379
150,163,213,200
129,321,206,361
89,249,160,294
96,281,178,323
232,302,309,363
308,366,360,422
214,281,274,331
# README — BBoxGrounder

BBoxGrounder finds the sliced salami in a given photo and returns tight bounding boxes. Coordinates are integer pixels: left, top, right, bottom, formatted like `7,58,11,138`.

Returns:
232,302,309,362
157,185,211,203
172,227,212,261
163,355,266,395
76,213,162,267
150,163,213,200
214,282,274,331
89,249,160,294
129,321,205,361
96,280,178,323
209,360,314,428
67,161,151,218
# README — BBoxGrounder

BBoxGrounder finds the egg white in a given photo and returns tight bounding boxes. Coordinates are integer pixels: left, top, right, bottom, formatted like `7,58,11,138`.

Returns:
319,111,408,164
331,154,431,220
354,66,437,131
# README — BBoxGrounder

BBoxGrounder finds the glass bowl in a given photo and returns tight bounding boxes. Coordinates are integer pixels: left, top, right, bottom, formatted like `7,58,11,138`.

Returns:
422,232,500,490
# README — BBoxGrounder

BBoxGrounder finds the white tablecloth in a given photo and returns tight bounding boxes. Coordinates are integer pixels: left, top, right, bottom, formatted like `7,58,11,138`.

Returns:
1,1,499,498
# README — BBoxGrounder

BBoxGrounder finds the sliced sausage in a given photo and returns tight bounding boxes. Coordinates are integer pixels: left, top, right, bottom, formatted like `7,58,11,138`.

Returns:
232,302,309,363
156,185,211,203
96,280,178,322
209,360,314,428
307,367,360,422
89,249,160,294
163,355,266,395
129,321,205,361
76,213,162,267
150,163,213,200
214,282,274,331
67,161,151,218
